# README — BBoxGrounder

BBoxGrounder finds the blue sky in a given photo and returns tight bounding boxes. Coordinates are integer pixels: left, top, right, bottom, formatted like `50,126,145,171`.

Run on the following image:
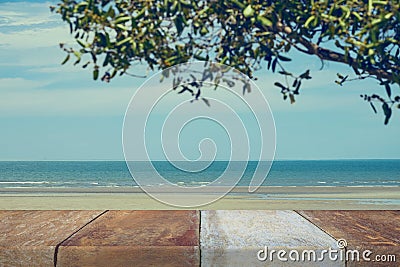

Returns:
0,0,399,160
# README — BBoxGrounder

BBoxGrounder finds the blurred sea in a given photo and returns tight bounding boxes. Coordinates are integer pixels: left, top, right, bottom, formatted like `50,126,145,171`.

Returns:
0,160,399,188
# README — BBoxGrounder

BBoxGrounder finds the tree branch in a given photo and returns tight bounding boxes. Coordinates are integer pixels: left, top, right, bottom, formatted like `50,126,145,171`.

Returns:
274,23,394,82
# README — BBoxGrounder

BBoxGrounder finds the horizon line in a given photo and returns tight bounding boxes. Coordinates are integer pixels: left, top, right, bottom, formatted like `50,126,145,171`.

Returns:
0,158,399,162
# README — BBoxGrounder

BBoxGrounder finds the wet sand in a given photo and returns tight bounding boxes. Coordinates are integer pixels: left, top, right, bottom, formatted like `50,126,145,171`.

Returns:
0,186,399,210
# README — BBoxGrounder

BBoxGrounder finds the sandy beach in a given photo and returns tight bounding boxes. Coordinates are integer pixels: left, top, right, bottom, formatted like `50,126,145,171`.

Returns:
0,186,399,210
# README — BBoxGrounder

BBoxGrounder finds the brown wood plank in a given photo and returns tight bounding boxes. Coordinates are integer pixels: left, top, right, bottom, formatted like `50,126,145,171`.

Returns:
0,210,104,267
57,210,200,267
297,210,399,267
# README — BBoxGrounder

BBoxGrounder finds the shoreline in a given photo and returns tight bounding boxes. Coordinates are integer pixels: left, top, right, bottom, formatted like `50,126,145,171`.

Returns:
0,186,399,210
1,185,399,193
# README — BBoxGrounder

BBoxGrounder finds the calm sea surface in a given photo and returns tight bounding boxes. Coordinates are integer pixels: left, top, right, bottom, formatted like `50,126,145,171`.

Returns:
0,160,399,188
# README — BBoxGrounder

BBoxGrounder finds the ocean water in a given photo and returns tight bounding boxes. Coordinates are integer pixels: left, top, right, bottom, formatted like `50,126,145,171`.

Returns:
0,160,399,188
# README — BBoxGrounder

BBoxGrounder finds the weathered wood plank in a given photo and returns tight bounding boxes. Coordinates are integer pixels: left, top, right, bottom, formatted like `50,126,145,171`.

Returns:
57,210,199,267
0,211,104,267
297,210,400,267
200,210,342,266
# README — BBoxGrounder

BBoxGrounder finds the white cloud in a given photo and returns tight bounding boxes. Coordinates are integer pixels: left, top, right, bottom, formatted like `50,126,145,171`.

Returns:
0,25,73,49
0,77,50,90
0,46,71,68
29,65,84,73
0,1,58,28
0,2,98,74
0,1,74,50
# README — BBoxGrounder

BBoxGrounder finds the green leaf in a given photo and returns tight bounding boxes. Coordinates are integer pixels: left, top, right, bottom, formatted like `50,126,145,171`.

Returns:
231,0,245,8
278,55,292,61
200,26,208,35
179,0,192,7
106,6,115,18
382,102,392,125
385,84,391,98
272,58,277,72
116,37,132,46
61,54,70,65
242,83,251,95
202,97,210,107
289,94,295,104
174,14,185,35
352,11,362,21
352,66,361,75
257,16,272,27
82,61,90,69
299,69,311,79
73,1,88,13
194,54,207,61
243,5,254,18
134,7,146,20
116,24,129,31
114,16,131,24
77,39,86,48
96,33,107,47
304,15,315,28
274,82,286,89
296,81,301,92
93,69,99,80
368,0,373,15
370,102,377,113
278,70,292,75
110,69,118,79
103,53,110,67
373,0,388,5
73,51,81,61
384,12,393,19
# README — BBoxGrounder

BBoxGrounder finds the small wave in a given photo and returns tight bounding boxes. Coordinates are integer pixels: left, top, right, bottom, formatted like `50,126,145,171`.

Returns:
346,185,398,187
170,181,210,187
0,181,50,184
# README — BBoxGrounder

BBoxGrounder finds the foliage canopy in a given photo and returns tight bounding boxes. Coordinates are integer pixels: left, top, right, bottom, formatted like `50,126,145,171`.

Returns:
52,0,400,124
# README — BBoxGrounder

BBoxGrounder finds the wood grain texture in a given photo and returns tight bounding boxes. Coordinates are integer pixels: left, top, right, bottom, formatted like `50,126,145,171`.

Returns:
57,210,199,267
0,210,104,267
200,210,342,267
298,211,400,245
297,210,399,267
